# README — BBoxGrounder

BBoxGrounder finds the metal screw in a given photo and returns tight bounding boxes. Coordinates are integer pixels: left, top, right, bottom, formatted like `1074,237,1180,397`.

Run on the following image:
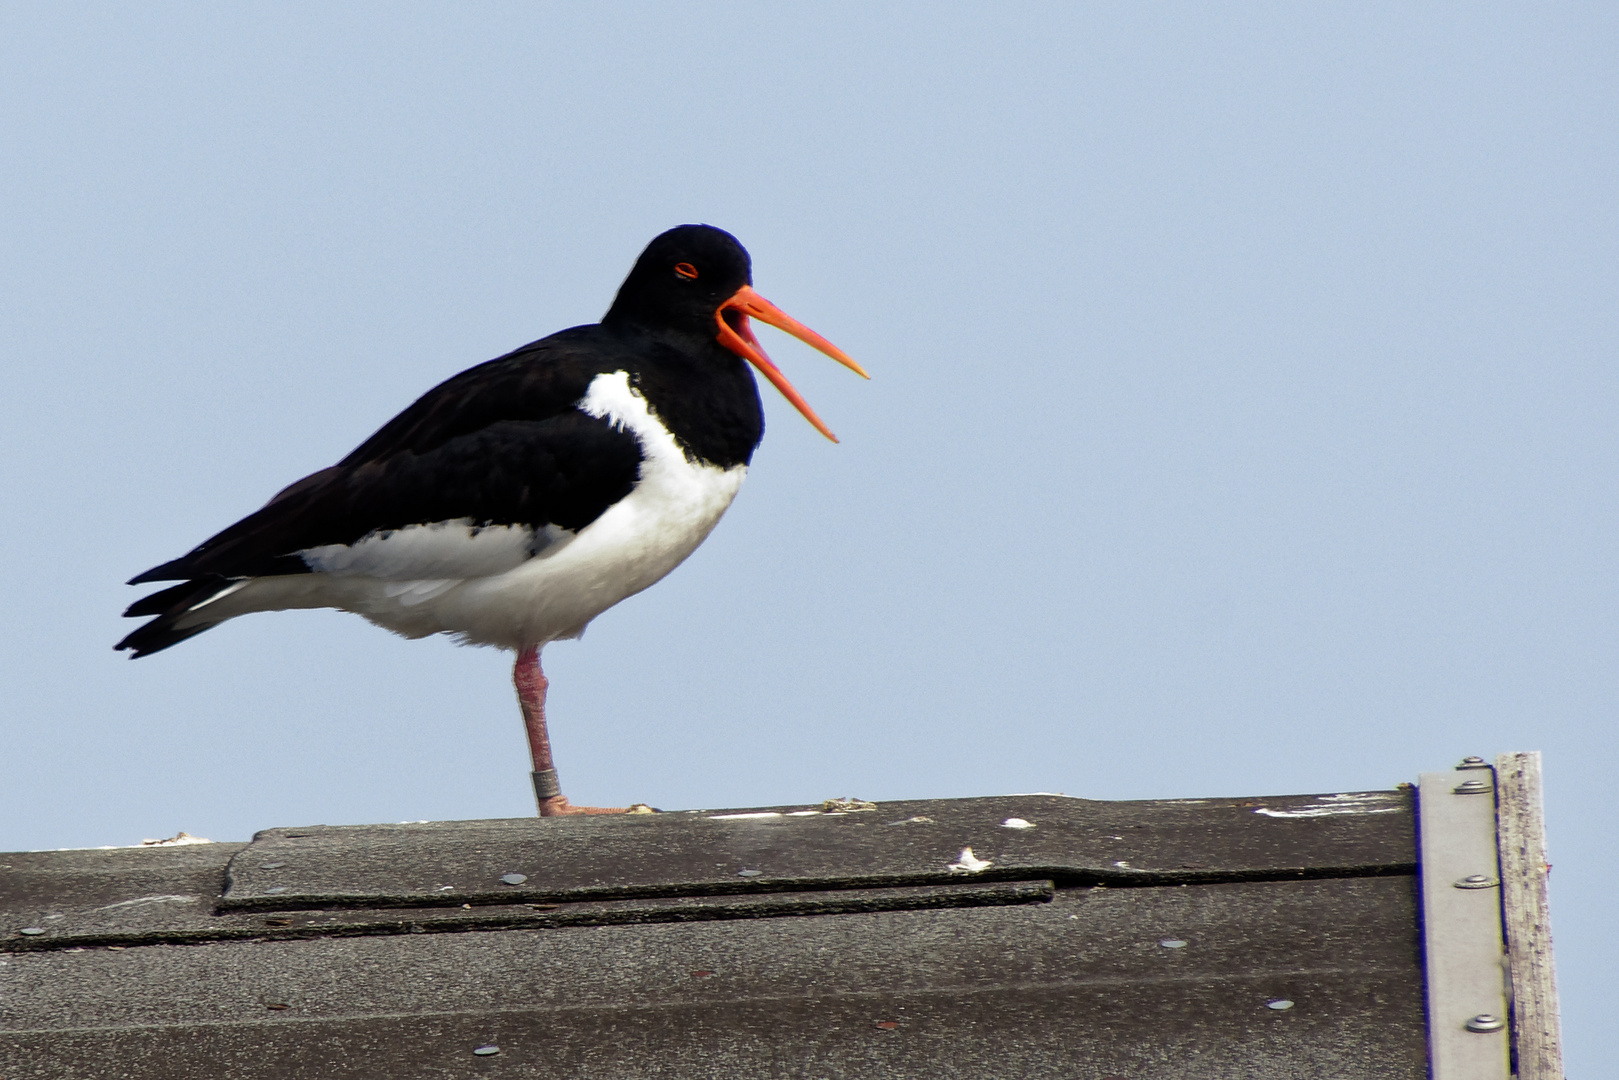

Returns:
1454,874,1500,890
259,862,285,870
1465,1013,1505,1033
1455,756,1491,770
1159,939,1187,949
1453,778,1492,795
737,869,763,878
499,873,528,885
1265,999,1295,1011
472,1044,500,1056
18,927,45,936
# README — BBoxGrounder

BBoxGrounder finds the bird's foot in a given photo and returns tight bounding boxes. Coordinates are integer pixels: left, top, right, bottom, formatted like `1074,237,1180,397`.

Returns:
536,796,657,817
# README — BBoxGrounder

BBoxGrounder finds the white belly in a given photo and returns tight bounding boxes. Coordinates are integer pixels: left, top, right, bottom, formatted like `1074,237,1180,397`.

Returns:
195,371,746,650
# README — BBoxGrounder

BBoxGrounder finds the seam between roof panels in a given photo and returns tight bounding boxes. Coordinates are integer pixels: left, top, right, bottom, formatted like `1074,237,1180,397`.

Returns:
211,861,1417,914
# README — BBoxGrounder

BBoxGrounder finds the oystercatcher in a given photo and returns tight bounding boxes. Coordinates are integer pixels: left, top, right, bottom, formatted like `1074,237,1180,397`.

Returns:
118,224,866,816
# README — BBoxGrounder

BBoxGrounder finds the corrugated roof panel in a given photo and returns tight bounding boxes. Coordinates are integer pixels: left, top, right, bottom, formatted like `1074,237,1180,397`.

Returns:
0,786,1437,1078
219,792,1415,910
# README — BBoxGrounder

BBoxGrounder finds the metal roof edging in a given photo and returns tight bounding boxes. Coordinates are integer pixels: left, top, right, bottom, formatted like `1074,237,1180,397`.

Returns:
1418,761,1512,1080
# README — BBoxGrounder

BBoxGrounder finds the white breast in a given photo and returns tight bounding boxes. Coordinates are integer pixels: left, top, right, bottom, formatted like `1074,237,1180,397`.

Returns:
195,370,746,650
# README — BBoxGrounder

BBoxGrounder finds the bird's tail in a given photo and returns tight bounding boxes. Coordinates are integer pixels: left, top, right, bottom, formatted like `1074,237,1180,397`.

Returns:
116,576,240,658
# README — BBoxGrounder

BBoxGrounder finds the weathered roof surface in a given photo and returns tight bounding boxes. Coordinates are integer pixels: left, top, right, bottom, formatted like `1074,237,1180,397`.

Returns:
1,789,1424,1079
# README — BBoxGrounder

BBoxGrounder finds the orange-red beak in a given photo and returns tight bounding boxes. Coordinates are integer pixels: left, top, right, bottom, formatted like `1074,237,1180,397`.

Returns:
715,284,868,442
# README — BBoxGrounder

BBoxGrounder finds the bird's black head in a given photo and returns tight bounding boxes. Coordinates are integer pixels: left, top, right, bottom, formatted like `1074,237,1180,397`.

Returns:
600,223,867,443
603,224,753,334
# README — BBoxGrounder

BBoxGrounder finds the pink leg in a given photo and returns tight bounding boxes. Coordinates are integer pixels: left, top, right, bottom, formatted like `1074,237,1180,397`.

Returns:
513,646,631,817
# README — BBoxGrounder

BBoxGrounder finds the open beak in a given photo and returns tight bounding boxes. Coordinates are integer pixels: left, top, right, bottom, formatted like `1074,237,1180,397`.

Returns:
715,284,868,443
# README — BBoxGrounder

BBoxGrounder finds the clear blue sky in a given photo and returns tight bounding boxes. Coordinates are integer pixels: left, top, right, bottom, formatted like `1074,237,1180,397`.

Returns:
2,5,1613,1069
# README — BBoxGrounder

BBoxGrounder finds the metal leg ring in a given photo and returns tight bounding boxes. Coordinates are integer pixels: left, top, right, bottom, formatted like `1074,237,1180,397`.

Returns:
531,769,562,801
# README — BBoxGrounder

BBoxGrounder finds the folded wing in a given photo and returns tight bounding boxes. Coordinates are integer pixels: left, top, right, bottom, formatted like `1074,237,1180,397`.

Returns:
120,341,645,656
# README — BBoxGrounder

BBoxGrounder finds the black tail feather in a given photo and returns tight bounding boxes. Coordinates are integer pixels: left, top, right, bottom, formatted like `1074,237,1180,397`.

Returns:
116,619,219,658
128,559,197,586
122,576,228,618
117,576,237,658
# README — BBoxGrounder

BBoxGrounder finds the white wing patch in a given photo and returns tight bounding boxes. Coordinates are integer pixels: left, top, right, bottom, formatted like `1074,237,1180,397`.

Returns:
300,520,566,580
382,579,459,606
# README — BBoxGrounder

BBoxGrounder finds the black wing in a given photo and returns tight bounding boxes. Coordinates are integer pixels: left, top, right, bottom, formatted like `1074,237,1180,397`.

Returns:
131,412,642,585
127,331,643,585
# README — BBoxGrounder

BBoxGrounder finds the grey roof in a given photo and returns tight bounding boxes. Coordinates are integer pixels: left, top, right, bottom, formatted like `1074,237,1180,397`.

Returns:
0,782,1504,1078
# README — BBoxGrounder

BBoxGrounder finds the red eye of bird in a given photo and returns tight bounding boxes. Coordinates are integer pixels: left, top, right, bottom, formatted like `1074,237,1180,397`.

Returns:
674,262,699,280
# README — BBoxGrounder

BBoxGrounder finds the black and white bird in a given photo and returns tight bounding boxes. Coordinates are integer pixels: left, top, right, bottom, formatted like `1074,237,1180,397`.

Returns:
118,224,865,815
